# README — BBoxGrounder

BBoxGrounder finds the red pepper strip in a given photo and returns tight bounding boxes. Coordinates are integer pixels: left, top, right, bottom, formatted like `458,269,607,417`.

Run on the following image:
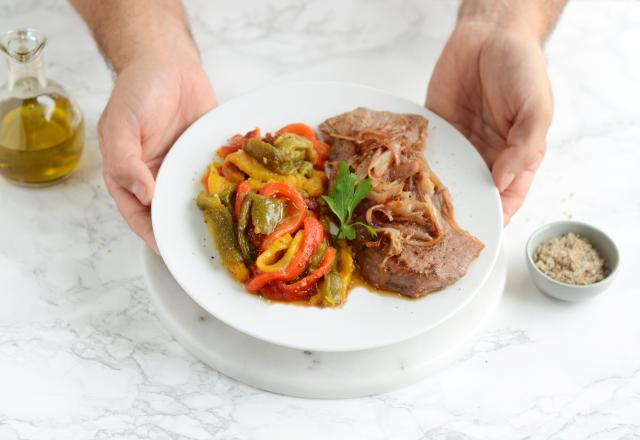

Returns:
276,123,317,140
218,134,244,157
259,182,307,251
311,139,331,170
246,216,323,293
259,284,312,302
219,161,244,183
218,128,261,157
260,246,336,301
245,127,261,139
312,139,330,158
218,145,241,157
234,180,252,219
260,182,306,204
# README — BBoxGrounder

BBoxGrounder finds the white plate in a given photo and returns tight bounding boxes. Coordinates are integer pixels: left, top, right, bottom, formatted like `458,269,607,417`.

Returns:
152,82,502,352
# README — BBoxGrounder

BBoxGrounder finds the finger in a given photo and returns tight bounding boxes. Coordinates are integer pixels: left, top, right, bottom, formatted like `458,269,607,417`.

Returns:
492,98,552,193
500,170,535,225
106,177,160,254
99,112,156,206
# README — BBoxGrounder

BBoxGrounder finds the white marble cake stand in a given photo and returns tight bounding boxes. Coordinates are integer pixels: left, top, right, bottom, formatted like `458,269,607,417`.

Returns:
143,248,506,399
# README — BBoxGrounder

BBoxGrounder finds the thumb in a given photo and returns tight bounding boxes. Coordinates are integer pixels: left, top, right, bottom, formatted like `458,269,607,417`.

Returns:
492,100,551,192
99,119,155,206
108,157,155,206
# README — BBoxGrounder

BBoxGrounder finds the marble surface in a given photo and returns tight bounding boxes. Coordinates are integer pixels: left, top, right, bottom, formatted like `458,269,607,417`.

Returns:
0,1,639,439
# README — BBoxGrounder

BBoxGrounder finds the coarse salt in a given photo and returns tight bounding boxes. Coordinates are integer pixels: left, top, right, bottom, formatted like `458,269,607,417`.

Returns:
533,232,607,285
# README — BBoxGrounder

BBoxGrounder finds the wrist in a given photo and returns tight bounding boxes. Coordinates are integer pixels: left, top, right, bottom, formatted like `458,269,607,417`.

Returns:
457,1,547,44
74,0,202,74
111,32,201,74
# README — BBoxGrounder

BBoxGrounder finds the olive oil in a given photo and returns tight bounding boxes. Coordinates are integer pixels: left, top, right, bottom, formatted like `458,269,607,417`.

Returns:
0,28,84,186
0,94,83,185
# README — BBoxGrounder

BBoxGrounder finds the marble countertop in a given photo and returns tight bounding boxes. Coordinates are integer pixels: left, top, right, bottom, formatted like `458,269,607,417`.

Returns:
1,1,639,439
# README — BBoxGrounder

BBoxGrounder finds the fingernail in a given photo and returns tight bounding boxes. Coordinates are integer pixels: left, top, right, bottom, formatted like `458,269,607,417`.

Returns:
130,181,146,203
498,172,515,193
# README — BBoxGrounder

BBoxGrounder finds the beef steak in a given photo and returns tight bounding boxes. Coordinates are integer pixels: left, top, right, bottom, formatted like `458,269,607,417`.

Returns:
320,108,484,297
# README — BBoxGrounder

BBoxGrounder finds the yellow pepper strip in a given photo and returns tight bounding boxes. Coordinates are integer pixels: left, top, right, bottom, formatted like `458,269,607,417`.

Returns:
246,177,266,190
302,170,327,198
207,164,233,195
255,234,292,269
228,261,250,282
225,150,327,197
337,240,354,302
226,150,294,185
255,230,303,273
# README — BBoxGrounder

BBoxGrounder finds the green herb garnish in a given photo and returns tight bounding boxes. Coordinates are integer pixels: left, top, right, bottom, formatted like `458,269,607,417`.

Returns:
322,161,378,240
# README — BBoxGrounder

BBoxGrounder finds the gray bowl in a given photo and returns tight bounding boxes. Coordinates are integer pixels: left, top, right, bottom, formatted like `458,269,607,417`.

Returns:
525,221,619,302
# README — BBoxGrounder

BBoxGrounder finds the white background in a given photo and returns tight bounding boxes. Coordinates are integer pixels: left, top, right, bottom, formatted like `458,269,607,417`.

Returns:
0,1,639,439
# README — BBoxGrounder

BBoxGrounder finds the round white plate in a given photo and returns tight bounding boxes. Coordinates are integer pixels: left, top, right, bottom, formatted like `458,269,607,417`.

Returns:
152,82,502,352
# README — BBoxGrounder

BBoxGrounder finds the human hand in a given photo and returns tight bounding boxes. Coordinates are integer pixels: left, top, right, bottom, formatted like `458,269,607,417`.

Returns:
427,20,553,223
98,56,216,252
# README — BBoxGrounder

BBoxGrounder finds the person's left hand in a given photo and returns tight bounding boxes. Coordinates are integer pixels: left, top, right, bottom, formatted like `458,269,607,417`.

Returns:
427,21,553,223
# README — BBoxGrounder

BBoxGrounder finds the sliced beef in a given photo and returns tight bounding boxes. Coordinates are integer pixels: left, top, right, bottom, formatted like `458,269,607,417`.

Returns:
352,191,484,296
320,108,484,297
321,107,428,182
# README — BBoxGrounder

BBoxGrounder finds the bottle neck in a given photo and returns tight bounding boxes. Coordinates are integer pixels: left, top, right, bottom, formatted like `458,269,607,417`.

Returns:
7,53,47,96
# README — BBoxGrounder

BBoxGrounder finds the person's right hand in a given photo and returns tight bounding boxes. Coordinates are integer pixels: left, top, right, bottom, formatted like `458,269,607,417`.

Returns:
98,55,216,252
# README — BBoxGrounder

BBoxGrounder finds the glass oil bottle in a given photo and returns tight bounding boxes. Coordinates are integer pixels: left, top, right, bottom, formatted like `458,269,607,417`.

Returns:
0,28,84,186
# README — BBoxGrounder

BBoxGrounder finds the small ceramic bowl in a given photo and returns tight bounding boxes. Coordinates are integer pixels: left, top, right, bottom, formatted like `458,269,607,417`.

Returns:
525,221,619,302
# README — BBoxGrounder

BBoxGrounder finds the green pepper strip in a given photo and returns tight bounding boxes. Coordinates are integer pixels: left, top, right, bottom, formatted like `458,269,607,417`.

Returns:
237,193,257,264
196,192,249,282
250,193,285,235
244,138,306,175
317,270,343,307
308,240,328,270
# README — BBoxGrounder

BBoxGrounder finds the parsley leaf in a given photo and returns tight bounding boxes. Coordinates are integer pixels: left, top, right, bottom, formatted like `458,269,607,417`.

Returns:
322,161,377,240
353,221,378,239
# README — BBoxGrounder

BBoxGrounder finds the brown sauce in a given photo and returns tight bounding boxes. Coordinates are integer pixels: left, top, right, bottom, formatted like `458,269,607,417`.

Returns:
251,267,425,307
